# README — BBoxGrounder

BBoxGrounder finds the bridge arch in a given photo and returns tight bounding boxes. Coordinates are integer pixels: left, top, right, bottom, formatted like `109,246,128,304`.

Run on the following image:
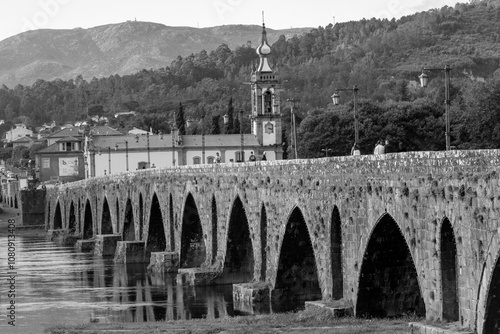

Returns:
211,195,218,265
180,193,206,268
260,203,268,281
169,194,175,252
101,197,113,234
356,212,425,318
273,205,321,308
440,217,459,322
53,201,63,230
223,195,254,283
68,201,76,233
83,199,93,239
331,205,343,300
122,198,135,241
138,193,144,240
146,193,166,252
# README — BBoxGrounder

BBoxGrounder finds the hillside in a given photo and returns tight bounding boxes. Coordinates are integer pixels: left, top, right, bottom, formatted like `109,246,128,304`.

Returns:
0,22,310,87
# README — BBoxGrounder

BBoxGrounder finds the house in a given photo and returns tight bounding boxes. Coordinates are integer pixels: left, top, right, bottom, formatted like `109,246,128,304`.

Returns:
11,136,35,148
4,124,33,143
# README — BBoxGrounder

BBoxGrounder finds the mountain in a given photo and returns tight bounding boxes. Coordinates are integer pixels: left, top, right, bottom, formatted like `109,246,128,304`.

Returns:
0,21,311,87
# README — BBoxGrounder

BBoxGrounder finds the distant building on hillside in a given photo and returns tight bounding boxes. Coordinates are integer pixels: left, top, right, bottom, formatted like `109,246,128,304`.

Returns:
4,124,33,143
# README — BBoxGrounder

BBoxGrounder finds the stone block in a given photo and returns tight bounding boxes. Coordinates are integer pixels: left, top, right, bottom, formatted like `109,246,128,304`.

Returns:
304,300,354,317
177,268,221,285
114,241,147,263
147,251,179,273
75,239,95,253
94,234,122,257
408,322,474,334
233,282,271,304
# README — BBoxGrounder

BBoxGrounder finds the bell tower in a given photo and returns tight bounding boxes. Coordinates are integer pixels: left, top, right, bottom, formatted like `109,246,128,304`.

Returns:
250,22,283,160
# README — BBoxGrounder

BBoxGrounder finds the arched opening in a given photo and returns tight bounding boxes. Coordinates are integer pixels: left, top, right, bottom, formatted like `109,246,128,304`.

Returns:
68,202,76,233
139,194,144,240
146,193,166,252
46,203,51,229
223,196,254,283
14,196,18,209
83,200,93,239
53,202,63,229
180,193,206,268
331,206,343,299
169,194,175,252
211,196,218,264
273,207,321,309
116,199,120,229
484,252,500,333
441,218,459,321
260,204,267,281
356,214,425,318
122,198,135,241
101,197,113,234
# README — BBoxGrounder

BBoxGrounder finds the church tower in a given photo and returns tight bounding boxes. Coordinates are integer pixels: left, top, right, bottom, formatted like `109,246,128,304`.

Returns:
250,23,283,160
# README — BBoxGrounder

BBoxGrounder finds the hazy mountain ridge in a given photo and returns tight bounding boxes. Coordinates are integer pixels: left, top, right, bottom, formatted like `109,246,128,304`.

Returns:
0,21,311,87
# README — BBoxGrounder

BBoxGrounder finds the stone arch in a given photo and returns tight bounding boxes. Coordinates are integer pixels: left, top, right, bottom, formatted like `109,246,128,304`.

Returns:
53,201,63,229
169,194,175,252
83,199,93,239
146,193,166,252
68,201,76,233
180,193,206,268
139,193,144,240
101,197,113,234
115,198,119,231
331,205,343,300
122,198,135,241
260,203,268,281
14,195,18,209
441,217,459,321
273,206,321,307
211,195,218,264
223,196,254,283
356,213,425,318
481,245,500,333
46,202,51,229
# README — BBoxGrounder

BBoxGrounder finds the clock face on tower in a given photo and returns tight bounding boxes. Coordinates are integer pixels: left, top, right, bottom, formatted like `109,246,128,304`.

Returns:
264,122,274,134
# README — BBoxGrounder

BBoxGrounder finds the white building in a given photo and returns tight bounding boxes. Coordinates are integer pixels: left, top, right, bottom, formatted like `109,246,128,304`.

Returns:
4,124,33,143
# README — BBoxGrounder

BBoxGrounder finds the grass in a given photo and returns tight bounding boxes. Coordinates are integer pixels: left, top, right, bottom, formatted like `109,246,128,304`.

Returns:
45,308,418,334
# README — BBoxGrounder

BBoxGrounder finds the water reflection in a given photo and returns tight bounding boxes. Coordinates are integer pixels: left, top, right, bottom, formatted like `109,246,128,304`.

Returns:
0,236,234,334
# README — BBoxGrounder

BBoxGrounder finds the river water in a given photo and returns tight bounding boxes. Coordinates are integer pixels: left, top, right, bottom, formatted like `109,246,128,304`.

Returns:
0,235,260,334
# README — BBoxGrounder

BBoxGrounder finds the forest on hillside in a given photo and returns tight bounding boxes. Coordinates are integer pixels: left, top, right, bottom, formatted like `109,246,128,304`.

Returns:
1,0,500,158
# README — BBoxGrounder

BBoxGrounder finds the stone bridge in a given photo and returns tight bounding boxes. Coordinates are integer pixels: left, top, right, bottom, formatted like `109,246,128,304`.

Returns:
43,150,500,333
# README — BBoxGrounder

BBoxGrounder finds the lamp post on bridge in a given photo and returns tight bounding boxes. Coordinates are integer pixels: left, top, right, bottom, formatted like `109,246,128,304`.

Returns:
419,65,452,151
115,141,129,171
321,148,332,157
286,98,299,159
239,109,244,162
332,86,360,144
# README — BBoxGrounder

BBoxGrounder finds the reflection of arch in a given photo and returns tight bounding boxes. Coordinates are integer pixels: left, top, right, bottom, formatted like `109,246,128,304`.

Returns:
331,206,343,299
273,206,321,308
54,201,63,229
180,193,205,268
83,199,93,239
260,204,267,281
122,198,135,241
356,213,425,317
68,201,76,233
169,194,175,252
211,196,218,264
441,218,459,321
223,196,254,282
101,197,113,234
146,193,166,252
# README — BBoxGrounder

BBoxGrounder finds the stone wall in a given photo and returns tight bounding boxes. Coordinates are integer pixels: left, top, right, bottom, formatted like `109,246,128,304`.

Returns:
44,150,500,333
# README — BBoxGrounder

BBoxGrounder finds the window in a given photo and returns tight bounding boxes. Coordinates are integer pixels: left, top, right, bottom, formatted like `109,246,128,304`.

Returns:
263,91,272,114
42,158,50,169
207,156,215,164
235,151,245,162
193,156,201,165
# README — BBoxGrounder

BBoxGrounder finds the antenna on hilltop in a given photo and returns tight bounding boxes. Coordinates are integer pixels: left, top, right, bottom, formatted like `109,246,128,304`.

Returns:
262,11,265,26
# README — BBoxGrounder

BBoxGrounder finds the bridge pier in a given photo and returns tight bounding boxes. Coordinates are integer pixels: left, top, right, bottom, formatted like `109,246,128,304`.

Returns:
46,229,65,242
147,252,179,273
94,234,122,257
75,239,95,253
304,300,353,317
114,241,147,263
177,268,221,285
232,283,271,307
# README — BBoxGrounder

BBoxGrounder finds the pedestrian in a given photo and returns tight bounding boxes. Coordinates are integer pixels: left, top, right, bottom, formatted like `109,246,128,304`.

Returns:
215,152,221,163
351,143,361,156
374,140,385,155
261,152,267,161
249,151,256,161
398,141,406,152
384,138,392,153
151,163,156,168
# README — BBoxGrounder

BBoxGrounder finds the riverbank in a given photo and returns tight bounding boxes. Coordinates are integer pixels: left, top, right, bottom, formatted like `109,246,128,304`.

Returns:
46,307,415,334
0,202,45,237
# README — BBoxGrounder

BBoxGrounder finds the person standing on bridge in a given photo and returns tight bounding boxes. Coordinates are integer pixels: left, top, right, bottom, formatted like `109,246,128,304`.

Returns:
215,152,221,163
261,152,267,161
351,143,361,156
249,151,256,161
374,140,385,155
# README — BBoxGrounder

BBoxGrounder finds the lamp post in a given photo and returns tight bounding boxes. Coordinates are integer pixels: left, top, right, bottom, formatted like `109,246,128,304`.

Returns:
287,98,299,159
239,109,244,162
147,132,150,167
115,141,129,171
321,148,332,157
171,123,177,166
332,86,359,144
107,146,111,174
419,65,452,151
201,111,206,164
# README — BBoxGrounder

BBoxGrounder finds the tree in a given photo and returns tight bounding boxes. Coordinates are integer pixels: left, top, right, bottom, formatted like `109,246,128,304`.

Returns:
211,115,221,134
225,97,234,134
176,103,186,135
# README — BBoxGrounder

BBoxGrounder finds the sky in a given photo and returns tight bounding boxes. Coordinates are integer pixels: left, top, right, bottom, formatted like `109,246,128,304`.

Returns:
0,0,462,42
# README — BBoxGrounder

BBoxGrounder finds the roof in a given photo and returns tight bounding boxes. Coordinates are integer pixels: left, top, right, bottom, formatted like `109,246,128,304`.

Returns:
37,143,82,154
56,136,82,143
92,133,260,150
90,125,123,136
12,136,34,143
46,127,84,138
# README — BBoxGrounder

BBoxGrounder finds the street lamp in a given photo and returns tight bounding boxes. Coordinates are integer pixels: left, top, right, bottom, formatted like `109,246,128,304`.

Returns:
201,111,206,164
115,141,129,171
287,98,299,159
419,65,452,151
239,109,244,162
332,86,360,144
321,148,332,157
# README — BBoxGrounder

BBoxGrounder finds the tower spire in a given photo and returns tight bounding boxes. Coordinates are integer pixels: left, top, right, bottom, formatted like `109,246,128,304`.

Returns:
256,15,272,73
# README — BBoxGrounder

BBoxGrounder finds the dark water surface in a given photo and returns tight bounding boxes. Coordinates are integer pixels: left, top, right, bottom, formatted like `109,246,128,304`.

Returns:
0,236,240,334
